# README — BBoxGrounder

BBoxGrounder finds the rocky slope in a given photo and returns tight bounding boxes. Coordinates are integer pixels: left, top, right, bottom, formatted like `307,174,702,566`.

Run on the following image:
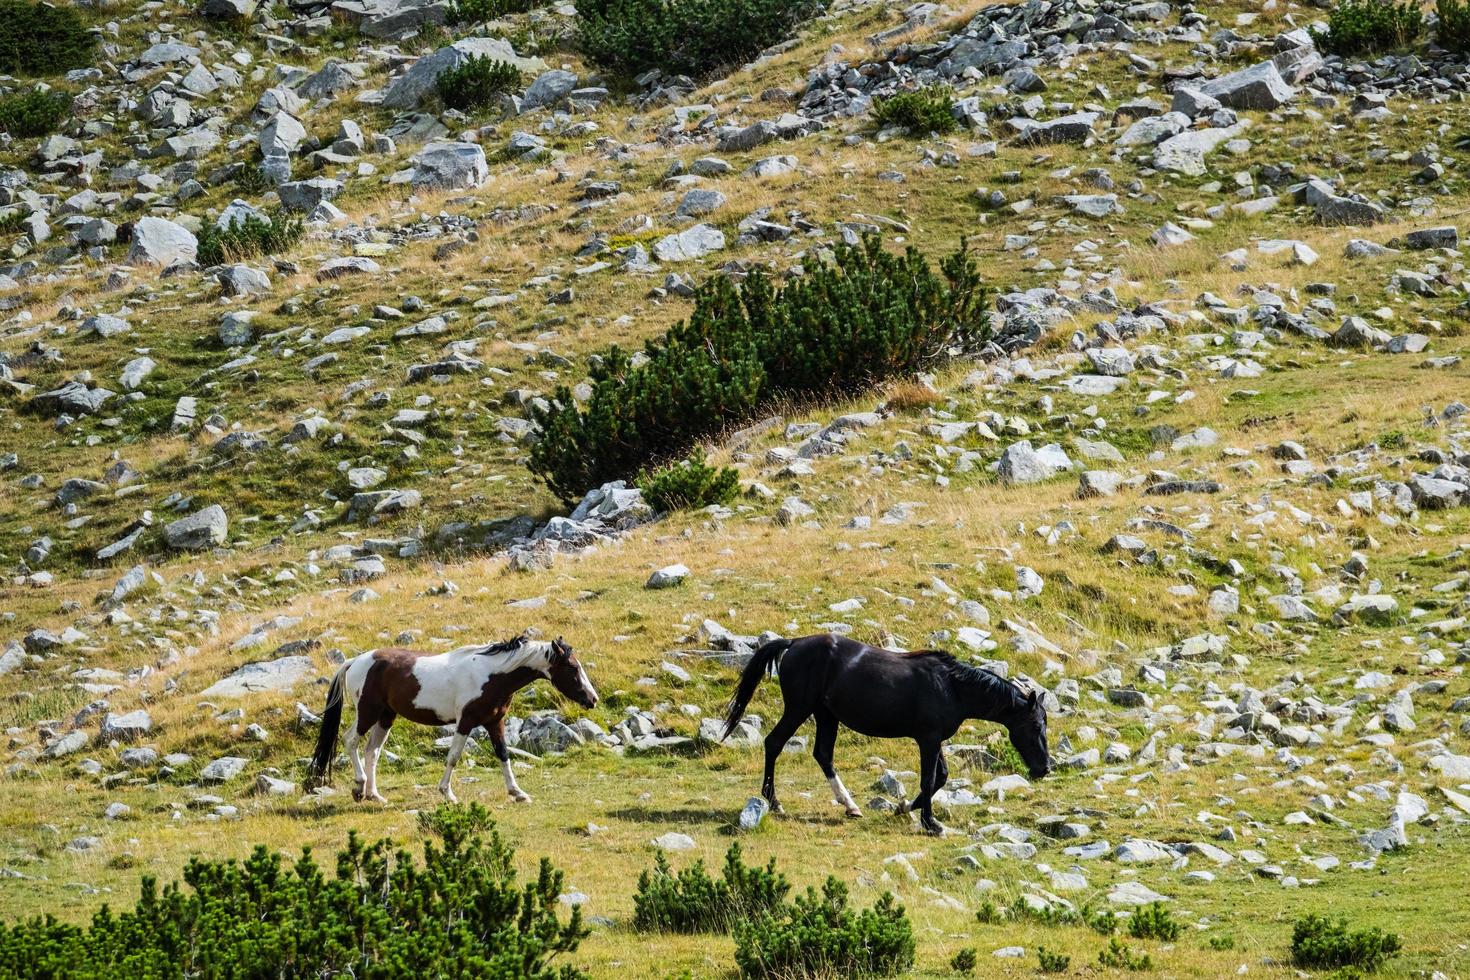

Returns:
2,0,1470,974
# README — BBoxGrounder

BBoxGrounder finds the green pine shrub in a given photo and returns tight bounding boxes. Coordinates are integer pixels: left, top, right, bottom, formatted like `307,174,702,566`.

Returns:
447,0,539,24
528,235,990,503
1128,902,1181,942
634,842,790,933
196,212,303,265
1312,0,1422,54
733,877,914,979
950,947,977,974
975,899,1004,924
575,0,828,78
435,54,522,110
0,89,72,138
1037,947,1071,973
872,86,958,135
1291,914,1402,973
0,803,588,978
0,0,97,77
1098,937,1154,971
637,454,739,513
1438,0,1470,51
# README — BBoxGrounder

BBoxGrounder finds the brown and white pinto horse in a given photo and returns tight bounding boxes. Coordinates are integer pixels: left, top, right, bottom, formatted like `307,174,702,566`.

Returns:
306,633,598,804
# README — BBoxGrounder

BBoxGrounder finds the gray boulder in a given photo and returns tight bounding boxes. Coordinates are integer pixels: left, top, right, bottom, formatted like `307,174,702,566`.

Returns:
521,69,578,111
653,224,725,261
278,178,343,212
410,141,489,190
164,505,229,550
126,216,198,267
1199,61,1295,110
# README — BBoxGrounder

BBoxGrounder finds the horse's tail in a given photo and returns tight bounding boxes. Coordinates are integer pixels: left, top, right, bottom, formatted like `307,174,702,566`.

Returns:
305,662,349,788
722,638,790,740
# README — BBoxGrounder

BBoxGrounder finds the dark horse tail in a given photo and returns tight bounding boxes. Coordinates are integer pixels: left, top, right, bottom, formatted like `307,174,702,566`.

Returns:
721,638,790,740
306,664,348,788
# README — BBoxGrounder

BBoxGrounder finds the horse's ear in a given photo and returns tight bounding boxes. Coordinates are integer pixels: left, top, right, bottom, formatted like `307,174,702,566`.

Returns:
1028,688,1040,706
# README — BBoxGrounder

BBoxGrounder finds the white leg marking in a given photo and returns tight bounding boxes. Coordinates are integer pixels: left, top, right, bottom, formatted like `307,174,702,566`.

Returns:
440,733,467,803
363,724,389,803
829,774,862,817
345,724,365,798
503,757,531,803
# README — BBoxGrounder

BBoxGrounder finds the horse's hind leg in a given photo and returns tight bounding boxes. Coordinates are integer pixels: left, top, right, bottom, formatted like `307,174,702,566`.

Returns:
813,708,861,818
762,709,809,815
345,711,367,801
362,712,394,803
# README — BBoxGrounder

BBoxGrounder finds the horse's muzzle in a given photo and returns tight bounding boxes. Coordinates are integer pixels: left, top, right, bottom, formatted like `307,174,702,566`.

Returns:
1030,763,1052,780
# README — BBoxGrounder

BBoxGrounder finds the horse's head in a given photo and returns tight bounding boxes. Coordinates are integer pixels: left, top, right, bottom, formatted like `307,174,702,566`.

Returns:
1006,688,1051,780
545,636,599,710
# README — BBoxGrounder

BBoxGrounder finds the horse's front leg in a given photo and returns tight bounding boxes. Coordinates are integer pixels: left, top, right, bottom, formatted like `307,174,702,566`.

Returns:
912,741,945,835
439,732,467,803
488,716,531,803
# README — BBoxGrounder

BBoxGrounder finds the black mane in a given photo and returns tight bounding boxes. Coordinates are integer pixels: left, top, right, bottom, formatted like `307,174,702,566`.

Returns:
475,633,529,656
906,650,1026,706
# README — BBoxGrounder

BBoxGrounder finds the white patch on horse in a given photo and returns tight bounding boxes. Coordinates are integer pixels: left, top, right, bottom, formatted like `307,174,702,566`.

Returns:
828,774,861,817
409,640,554,724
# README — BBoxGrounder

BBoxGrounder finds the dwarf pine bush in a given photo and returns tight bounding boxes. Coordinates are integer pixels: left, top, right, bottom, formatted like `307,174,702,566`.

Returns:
196,212,303,265
733,877,914,978
436,54,522,109
575,0,828,78
1313,0,1422,54
1291,914,1402,973
1438,0,1470,51
1128,901,1182,941
528,234,990,503
637,454,739,513
447,0,539,24
0,803,589,978
0,0,97,77
633,842,790,933
0,89,71,139
872,86,958,135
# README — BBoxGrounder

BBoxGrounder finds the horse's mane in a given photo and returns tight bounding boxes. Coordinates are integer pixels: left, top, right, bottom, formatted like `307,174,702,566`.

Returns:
903,649,1025,703
473,633,530,656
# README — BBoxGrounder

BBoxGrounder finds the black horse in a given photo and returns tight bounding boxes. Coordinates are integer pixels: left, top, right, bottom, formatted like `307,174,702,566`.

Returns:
722,633,1051,834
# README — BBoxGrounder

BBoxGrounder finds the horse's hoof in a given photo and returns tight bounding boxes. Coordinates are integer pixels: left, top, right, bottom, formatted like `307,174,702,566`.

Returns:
369,793,388,804
512,792,533,804
922,821,946,837
352,786,365,802
845,807,863,819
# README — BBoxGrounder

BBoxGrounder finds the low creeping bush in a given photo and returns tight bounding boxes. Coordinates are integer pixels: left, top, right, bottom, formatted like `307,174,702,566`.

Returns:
0,0,97,76
872,86,958,135
0,803,588,977
1312,0,1422,54
576,0,828,78
1291,914,1402,973
528,234,990,504
637,454,739,513
1438,0,1470,51
435,54,521,110
1128,902,1181,942
197,212,303,266
1037,946,1071,973
1098,937,1154,971
0,89,72,139
634,842,789,933
733,877,915,978
447,0,539,23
